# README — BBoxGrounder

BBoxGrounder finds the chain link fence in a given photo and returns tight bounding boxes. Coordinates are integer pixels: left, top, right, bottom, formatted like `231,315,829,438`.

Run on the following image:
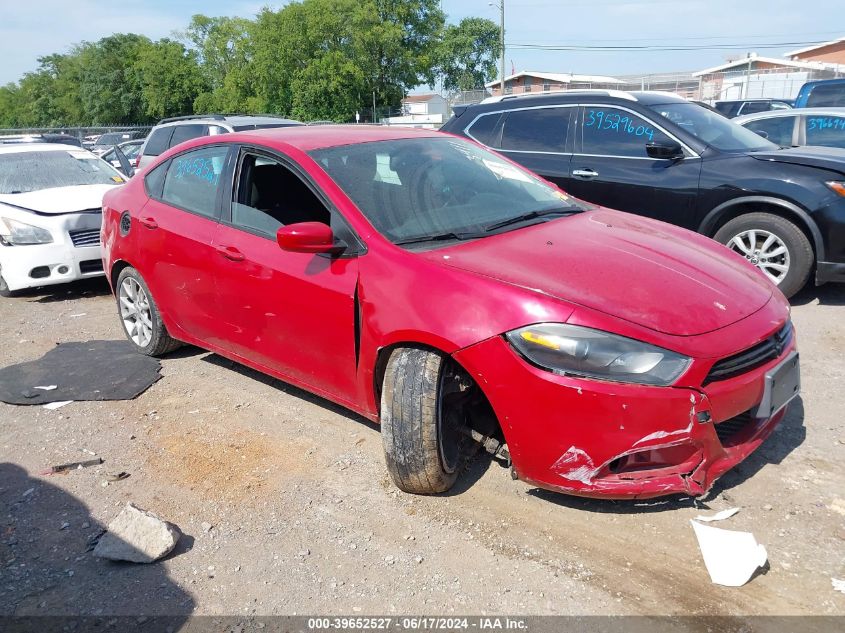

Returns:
0,125,153,143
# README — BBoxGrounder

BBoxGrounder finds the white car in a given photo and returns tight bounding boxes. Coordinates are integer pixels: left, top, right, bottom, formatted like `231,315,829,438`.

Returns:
0,143,125,296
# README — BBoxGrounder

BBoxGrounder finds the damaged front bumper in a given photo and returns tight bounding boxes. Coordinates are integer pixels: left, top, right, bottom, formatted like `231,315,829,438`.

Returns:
452,334,798,500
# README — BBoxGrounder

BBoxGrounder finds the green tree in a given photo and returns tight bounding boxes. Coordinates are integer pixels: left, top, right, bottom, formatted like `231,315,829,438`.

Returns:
183,14,255,111
136,39,207,119
435,17,500,93
0,84,23,127
78,34,152,123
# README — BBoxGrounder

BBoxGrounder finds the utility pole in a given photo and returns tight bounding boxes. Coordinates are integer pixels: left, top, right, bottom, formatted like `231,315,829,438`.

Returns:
490,1,505,95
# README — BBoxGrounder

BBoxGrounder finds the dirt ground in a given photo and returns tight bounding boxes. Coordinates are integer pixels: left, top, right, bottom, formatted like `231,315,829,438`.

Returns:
0,277,843,617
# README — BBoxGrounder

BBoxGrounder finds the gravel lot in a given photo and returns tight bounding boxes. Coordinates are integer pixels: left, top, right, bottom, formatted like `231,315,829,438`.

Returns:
1,277,843,616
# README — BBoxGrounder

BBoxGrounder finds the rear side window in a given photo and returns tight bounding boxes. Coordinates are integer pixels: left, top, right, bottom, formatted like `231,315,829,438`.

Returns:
144,160,169,198
805,115,845,149
744,116,795,147
806,84,845,107
465,113,503,146
169,124,209,149
580,107,672,158
160,146,229,219
500,108,572,152
143,127,174,157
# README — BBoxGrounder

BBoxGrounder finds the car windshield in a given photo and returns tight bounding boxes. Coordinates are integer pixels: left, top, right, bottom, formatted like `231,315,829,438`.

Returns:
650,102,778,152
310,137,583,246
0,150,123,194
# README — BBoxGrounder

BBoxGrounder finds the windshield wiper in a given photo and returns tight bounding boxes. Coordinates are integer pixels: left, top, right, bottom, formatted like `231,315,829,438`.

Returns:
394,231,487,246
484,207,581,232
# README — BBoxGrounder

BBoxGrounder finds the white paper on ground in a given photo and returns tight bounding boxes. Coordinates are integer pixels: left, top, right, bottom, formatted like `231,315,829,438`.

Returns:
690,520,767,587
695,507,740,522
34,385,58,391
833,578,845,594
42,401,73,410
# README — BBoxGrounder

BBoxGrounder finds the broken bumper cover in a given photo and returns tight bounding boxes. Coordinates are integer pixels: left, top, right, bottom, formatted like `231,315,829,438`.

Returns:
453,336,798,499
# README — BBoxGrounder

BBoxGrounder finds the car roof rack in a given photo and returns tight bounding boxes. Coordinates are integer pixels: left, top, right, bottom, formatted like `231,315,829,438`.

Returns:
480,89,637,105
157,113,228,124
157,113,295,125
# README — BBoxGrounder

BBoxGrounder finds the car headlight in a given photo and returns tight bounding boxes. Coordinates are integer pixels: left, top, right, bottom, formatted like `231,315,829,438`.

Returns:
0,217,53,245
505,323,691,386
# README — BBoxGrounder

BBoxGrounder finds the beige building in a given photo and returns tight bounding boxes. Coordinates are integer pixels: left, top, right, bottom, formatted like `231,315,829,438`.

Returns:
485,71,625,97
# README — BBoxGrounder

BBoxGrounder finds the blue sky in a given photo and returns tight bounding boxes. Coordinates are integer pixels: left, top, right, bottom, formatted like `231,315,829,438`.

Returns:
2,0,844,85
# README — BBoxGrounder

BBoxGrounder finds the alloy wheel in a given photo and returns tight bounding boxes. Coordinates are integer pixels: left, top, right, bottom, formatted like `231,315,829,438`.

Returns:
727,229,790,285
119,277,153,347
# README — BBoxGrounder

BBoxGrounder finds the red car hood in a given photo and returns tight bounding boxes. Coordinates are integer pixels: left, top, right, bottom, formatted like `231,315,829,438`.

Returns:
424,210,773,336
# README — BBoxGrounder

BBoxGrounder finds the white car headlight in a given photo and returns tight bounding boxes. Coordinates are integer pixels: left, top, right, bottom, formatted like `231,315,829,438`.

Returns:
0,217,53,245
506,323,691,386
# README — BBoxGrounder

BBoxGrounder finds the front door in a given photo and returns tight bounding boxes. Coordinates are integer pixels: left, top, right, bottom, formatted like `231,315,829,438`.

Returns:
211,147,360,402
566,105,702,229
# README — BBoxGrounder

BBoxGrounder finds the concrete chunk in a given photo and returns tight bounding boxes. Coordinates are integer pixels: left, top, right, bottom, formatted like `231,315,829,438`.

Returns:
94,503,180,563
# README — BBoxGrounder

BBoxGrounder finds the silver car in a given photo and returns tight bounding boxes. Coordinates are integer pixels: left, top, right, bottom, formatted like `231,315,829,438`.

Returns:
735,107,845,149
136,114,303,169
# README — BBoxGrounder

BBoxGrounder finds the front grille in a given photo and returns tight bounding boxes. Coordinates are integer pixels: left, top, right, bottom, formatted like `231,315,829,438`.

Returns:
69,228,101,247
79,259,103,274
704,322,793,384
714,410,756,447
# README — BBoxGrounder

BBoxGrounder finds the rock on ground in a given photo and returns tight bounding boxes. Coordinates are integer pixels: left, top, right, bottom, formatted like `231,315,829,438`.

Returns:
93,502,180,563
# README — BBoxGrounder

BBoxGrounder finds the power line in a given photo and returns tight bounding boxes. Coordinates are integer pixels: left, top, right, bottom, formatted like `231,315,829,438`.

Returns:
507,40,830,52
512,31,845,44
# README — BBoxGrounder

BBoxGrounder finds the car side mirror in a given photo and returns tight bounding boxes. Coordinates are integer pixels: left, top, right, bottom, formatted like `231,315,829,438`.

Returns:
276,222,346,255
646,140,684,160
752,129,769,139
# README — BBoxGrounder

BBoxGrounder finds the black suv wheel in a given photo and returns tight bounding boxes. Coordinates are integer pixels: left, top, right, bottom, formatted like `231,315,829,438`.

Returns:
714,213,813,298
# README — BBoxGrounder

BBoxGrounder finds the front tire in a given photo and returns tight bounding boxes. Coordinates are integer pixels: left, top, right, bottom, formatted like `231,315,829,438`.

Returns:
115,267,181,356
714,212,813,299
380,348,472,494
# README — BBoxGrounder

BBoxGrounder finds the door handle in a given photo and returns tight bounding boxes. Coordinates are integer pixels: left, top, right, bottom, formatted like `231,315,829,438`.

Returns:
572,168,599,178
216,245,245,262
139,216,158,229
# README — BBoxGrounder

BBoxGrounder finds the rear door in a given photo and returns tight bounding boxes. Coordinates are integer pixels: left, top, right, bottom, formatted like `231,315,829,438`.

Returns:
496,106,576,194
136,144,233,342
565,104,702,228
802,113,845,149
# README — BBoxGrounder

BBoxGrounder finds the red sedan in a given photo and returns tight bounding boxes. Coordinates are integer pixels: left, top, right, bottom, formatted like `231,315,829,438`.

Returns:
101,126,799,499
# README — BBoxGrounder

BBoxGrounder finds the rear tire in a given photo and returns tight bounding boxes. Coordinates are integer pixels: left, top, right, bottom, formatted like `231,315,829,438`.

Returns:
115,267,181,356
380,348,473,494
714,212,813,299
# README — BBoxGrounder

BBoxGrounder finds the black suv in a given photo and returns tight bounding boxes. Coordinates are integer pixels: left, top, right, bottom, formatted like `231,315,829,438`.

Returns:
441,90,845,297
714,98,793,118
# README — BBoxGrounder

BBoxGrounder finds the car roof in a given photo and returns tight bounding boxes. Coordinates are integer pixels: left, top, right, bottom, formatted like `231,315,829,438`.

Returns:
734,107,845,122
716,98,787,103
0,142,86,155
229,124,444,152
